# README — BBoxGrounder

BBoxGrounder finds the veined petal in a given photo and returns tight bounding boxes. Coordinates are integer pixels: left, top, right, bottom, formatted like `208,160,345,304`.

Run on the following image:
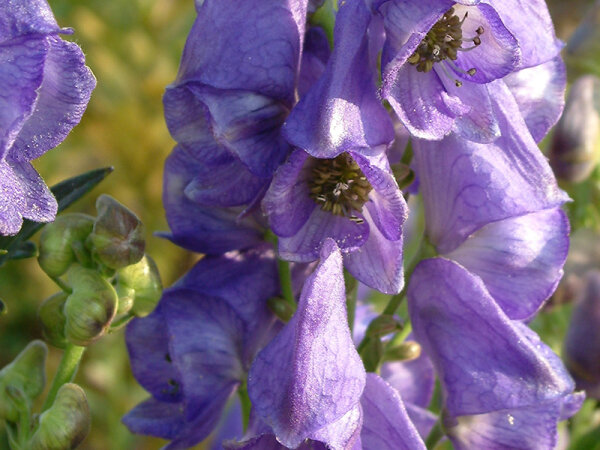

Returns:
0,38,47,160
176,0,307,104
504,57,566,142
284,0,394,159
408,258,574,417
360,373,426,450
445,208,569,320
0,0,60,42
122,397,186,441
248,239,366,448
484,0,563,69
0,157,56,235
10,36,96,161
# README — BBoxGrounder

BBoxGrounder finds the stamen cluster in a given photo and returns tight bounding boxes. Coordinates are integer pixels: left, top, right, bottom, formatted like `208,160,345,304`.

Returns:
408,7,482,79
308,153,372,222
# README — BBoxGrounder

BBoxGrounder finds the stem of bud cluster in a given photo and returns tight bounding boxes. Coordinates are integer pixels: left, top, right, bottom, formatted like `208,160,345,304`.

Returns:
265,231,296,311
425,421,444,449
344,270,358,334
41,344,85,412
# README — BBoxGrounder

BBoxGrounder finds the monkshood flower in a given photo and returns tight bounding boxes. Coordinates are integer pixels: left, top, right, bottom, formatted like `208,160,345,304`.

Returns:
263,149,407,294
163,0,309,181
239,239,424,449
408,258,584,449
413,88,569,319
0,0,95,235
564,270,600,399
377,0,564,141
123,245,281,449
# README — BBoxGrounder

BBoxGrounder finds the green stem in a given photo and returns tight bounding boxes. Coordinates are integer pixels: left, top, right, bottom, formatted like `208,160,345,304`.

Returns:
238,384,252,432
344,271,358,334
386,321,413,350
266,231,296,309
425,421,444,449
50,276,72,294
41,344,85,412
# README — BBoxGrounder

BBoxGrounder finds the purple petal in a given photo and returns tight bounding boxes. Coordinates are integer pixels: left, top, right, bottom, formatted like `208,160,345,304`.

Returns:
0,38,47,160
298,26,331,99
162,145,265,254
10,36,95,161
414,83,567,253
122,397,186,440
186,86,291,177
487,0,563,69
248,239,366,448
284,0,394,158
445,208,569,320
344,206,404,294
176,0,307,104
262,150,316,238
449,4,519,84
0,157,56,235
0,0,60,42
278,207,369,262
445,403,561,450
126,304,183,402
504,57,566,142
360,373,426,450
408,258,574,417
405,403,438,440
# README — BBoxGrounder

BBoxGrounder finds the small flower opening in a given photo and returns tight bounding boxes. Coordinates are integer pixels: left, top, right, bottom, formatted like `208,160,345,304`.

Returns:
408,7,484,87
308,153,373,224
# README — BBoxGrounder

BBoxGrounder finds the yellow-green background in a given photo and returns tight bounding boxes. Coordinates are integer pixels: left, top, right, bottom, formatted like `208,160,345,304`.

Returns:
0,0,595,449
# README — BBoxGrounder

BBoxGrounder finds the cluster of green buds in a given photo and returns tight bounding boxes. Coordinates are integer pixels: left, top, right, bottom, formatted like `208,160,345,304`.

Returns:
0,342,90,449
1,195,162,449
37,195,162,348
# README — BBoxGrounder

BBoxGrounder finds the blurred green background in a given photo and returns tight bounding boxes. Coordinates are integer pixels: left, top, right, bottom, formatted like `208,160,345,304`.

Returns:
0,0,598,449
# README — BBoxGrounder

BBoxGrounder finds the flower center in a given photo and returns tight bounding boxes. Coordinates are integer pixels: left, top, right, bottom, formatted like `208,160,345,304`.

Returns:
308,153,372,224
407,7,484,86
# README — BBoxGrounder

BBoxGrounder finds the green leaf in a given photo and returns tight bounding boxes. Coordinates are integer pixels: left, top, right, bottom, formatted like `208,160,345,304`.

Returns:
0,167,113,266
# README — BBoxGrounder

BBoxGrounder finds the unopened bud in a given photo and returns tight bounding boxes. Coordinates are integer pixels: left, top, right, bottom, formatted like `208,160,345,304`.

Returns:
267,296,296,322
365,314,402,338
0,340,47,422
550,75,600,183
64,265,118,346
29,383,91,450
88,195,145,269
115,255,162,317
38,214,95,278
360,336,384,373
383,340,422,362
38,293,69,349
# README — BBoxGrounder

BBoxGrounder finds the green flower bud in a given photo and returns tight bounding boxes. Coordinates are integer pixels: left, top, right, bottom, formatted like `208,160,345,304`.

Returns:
550,75,600,183
115,284,136,315
64,265,118,346
29,383,91,450
365,314,402,338
38,214,95,278
0,340,47,422
383,340,422,362
38,293,69,349
267,296,296,322
88,195,145,269
360,336,384,373
115,255,162,317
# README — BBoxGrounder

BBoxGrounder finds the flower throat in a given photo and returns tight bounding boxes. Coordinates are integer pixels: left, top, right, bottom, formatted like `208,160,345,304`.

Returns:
408,7,484,87
308,153,372,224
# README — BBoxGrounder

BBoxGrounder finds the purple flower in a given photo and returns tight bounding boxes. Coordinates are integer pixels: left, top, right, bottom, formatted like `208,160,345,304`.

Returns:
408,258,582,449
163,0,309,179
378,0,563,141
0,0,95,235
263,150,407,294
241,240,425,449
123,245,281,449
283,0,394,159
